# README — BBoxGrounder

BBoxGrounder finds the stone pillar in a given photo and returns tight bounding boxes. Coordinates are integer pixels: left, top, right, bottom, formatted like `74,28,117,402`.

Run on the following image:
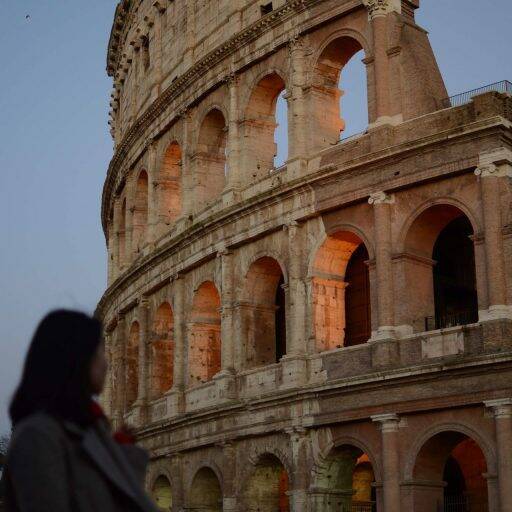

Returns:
221,442,237,512
372,413,401,512
180,108,194,220
112,196,122,276
114,314,127,427
166,274,185,416
362,0,402,127
125,176,135,265
281,221,308,388
151,4,164,97
170,453,185,512
368,192,397,342
136,298,150,424
287,35,308,178
147,140,158,246
475,148,512,322
214,249,237,400
287,428,310,512
184,1,195,68
485,399,512,512
101,329,114,417
223,73,241,205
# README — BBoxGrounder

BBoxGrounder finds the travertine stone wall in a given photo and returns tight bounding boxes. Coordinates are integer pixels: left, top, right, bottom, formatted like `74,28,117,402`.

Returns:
99,1,512,510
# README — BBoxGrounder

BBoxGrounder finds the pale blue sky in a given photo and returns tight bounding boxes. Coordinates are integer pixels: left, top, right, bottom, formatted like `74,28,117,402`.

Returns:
1,1,511,435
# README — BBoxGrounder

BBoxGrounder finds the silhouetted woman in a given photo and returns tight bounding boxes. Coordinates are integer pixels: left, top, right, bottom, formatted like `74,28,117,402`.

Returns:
3,309,158,512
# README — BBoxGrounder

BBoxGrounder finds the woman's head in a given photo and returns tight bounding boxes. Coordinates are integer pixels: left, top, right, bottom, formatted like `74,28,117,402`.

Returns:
9,309,106,426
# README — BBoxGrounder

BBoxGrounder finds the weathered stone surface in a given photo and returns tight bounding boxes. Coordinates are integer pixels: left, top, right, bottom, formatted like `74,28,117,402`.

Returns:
98,1,512,510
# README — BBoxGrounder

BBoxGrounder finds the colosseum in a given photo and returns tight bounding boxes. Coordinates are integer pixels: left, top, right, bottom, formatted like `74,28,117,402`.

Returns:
96,0,512,510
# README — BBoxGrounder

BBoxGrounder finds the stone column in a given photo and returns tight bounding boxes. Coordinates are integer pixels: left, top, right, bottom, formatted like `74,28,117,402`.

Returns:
368,192,396,340
362,0,402,127
180,108,194,220
219,249,235,372
475,148,512,321
372,413,401,512
287,35,308,177
281,221,308,388
166,274,185,416
484,399,512,512
184,0,195,68
114,314,127,427
287,428,310,512
136,298,150,424
221,442,237,512
112,196,122,276
101,329,114,417
214,249,237,400
147,140,159,246
223,73,241,205
125,176,135,265
150,4,164,98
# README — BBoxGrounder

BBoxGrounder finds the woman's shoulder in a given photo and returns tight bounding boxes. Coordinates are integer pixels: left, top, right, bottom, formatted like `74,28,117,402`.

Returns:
10,412,65,451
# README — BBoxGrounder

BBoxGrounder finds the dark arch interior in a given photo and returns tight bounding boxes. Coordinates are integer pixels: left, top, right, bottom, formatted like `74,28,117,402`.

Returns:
432,216,478,328
345,243,371,346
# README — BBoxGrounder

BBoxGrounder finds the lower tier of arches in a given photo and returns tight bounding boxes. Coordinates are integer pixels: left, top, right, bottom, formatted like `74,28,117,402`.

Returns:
143,403,512,512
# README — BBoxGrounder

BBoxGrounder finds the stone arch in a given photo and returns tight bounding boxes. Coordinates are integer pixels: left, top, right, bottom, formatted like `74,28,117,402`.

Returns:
404,424,495,512
241,70,288,179
404,422,497,481
132,169,149,256
187,465,223,512
194,107,227,208
152,474,173,511
156,141,182,235
241,452,291,512
151,301,174,398
240,249,289,286
397,197,481,253
126,320,140,407
188,281,222,387
311,441,379,512
307,223,375,277
241,256,287,369
399,202,479,331
310,229,372,351
308,31,369,150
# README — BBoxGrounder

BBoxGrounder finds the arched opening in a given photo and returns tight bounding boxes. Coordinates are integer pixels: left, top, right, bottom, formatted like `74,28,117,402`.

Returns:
412,431,489,512
153,475,172,511
403,205,478,332
312,445,377,512
151,302,174,398
274,90,288,168
157,142,182,235
126,321,139,407
310,37,367,150
195,109,227,208
242,257,286,369
242,454,290,512
242,72,286,179
188,467,223,512
132,170,149,256
311,231,371,351
188,281,222,387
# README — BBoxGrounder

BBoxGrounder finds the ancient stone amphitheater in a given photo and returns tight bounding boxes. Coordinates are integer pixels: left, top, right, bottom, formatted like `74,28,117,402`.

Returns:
97,1,512,510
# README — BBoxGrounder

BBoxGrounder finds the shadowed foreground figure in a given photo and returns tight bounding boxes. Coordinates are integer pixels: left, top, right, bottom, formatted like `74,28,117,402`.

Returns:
3,310,158,512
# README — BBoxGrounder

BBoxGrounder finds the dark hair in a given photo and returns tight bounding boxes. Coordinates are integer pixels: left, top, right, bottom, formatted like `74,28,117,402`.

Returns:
9,309,103,426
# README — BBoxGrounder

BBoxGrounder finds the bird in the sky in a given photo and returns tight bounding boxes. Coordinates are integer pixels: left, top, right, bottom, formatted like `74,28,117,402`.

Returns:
25,14,31,21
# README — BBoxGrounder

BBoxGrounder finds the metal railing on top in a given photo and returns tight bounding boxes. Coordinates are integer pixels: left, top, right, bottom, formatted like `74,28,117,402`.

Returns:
442,80,512,108
423,310,478,332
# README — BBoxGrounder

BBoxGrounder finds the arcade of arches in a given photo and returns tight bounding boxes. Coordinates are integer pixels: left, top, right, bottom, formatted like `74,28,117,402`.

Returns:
101,1,512,512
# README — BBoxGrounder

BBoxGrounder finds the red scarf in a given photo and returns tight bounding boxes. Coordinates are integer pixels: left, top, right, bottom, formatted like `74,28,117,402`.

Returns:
89,400,135,445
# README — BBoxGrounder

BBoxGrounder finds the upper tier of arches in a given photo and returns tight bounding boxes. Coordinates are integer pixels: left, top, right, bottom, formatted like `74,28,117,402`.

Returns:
104,0,449,277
